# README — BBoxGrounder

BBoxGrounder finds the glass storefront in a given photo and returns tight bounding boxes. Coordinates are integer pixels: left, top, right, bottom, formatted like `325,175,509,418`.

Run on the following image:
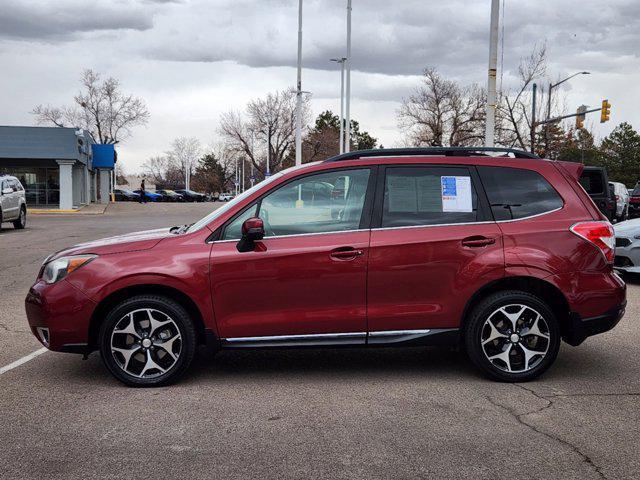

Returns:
0,167,60,206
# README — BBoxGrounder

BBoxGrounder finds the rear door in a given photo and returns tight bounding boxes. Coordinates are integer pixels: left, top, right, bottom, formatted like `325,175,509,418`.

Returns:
366,165,504,338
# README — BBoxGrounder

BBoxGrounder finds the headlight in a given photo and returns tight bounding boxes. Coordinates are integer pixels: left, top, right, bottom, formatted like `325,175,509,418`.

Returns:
41,255,97,284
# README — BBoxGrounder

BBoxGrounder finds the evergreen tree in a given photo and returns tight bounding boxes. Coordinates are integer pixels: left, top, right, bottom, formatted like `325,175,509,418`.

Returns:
598,122,640,187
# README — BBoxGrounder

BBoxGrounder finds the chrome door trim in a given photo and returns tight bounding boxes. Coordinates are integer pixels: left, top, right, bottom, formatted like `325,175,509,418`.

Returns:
367,329,451,344
221,331,366,348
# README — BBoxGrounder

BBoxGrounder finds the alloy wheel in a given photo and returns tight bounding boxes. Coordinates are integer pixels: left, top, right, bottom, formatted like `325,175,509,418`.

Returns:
110,308,182,378
480,304,550,373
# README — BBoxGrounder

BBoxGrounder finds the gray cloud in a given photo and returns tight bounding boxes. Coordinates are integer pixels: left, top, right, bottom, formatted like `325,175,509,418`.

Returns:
0,0,157,40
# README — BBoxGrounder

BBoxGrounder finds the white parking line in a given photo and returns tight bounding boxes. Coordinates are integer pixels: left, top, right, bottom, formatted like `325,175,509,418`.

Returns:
0,348,48,375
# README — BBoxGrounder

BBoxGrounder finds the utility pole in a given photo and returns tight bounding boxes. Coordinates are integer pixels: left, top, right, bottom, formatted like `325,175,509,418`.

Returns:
295,0,303,166
344,0,352,152
485,0,499,147
531,83,537,154
331,58,347,154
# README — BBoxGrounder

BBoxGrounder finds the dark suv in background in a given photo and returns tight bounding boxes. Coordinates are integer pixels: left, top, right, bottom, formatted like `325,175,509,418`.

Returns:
580,166,615,221
26,148,625,387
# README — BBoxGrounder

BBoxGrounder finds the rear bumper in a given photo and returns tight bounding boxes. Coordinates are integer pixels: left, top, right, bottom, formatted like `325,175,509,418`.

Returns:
564,301,627,346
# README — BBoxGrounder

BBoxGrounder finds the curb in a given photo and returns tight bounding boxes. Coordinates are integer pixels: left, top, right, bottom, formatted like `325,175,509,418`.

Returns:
28,203,110,215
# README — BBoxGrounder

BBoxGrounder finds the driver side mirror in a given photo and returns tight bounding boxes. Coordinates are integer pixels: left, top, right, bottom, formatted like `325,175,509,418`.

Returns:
236,217,265,252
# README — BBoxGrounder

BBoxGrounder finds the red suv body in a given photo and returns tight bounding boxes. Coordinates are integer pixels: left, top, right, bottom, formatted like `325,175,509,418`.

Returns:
26,148,626,386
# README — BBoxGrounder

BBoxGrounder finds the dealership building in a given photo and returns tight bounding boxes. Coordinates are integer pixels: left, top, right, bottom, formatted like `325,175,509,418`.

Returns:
0,126,116,209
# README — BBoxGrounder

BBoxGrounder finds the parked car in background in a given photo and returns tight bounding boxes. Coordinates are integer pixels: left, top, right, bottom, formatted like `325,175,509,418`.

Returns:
175,189,206,202
26,147,626,387
155,189,184,202
133,189,163,202
114,189,141,202
609,181,630,222
614,218,640,272
0,174,27,229
579,166,615,221
218,193,234,202
629,183,640,218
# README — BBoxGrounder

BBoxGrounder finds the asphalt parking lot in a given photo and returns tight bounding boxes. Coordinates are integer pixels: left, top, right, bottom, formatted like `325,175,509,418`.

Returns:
1,202,638,479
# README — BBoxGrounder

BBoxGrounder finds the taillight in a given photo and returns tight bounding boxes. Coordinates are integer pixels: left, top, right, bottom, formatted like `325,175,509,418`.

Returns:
615,195,620,202
570,221,615,263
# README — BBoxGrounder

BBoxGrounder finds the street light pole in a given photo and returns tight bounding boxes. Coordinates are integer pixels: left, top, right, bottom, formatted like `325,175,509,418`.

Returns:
295,0,303,166
331,57,347,154
344,0,352,153
546,71,590,150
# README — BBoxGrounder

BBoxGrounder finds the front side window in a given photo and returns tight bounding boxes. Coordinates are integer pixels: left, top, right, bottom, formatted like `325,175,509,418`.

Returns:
222,168,371,240
381,167,479,228
478,166,563,221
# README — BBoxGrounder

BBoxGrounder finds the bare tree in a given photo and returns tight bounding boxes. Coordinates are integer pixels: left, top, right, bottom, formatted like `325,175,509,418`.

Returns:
496,44,547,151
33,69,149,144
167,137,202,189
398,68,485,147
142,155,174,185
220,88,311,176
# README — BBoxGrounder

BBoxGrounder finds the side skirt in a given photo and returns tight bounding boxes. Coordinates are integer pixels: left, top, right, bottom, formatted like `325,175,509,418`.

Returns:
219,329,459,349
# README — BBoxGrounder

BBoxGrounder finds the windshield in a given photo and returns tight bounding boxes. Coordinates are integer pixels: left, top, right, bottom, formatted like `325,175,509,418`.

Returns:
187,171,286,233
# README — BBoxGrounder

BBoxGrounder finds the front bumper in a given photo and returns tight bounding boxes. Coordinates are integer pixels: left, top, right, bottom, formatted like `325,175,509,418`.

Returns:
25,279,97,353
614,236,640,273
564,301,627,346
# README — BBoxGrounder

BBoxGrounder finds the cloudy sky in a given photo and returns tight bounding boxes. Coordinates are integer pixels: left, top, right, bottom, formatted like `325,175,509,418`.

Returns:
1,0,639,172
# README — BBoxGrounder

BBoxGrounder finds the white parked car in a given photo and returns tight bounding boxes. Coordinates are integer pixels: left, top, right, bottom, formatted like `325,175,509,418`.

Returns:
610,181,630,222
0,175,27,229
218,193,234,202
614,218,640,273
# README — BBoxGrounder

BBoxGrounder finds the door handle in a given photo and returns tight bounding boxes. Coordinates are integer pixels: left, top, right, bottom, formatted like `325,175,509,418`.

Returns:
330,248,364,260
461,236,496,248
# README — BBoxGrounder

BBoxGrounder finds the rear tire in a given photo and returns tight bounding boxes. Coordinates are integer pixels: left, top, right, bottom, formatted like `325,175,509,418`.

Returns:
13,206,26,229
464,290,560,382
99,295,197,387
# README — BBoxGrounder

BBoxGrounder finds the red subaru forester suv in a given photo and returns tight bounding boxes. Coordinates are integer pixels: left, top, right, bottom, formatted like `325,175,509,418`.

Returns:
26,148,626,387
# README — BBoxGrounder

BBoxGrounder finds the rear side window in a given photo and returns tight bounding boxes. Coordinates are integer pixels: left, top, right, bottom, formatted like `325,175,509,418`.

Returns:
478,166,563,221
381,167,479,228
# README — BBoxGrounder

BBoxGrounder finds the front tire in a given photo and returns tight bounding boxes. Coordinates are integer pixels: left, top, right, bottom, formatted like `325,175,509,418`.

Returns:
13,206,26,229
464,290,560,382
99,295,197,387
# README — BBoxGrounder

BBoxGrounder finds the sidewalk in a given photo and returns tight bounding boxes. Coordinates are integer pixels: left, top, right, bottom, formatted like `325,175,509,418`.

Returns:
27,203,110,215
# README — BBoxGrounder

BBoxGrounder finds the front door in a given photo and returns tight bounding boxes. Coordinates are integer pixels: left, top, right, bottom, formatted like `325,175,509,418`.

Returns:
210,167,375,345
367,165,504,338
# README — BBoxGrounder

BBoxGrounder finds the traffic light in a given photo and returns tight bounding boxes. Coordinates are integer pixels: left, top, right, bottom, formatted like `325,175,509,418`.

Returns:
600,99,611,123
575,105,587,130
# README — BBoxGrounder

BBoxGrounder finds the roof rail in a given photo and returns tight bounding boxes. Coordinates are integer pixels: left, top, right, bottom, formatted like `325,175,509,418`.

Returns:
324,147,540,162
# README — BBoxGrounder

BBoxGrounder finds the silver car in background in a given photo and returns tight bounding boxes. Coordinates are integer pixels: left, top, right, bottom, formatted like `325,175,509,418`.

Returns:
610,181,630,222
614,218,640,273
0,174,27,230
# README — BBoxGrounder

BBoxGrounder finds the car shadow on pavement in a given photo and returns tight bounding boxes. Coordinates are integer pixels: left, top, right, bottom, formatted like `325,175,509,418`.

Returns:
60,342,621,387
189,346,477,382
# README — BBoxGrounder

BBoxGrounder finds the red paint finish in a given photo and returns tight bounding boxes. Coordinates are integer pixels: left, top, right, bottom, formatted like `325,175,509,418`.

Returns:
25,153,626,355
210,230,369,338
367,223,504,331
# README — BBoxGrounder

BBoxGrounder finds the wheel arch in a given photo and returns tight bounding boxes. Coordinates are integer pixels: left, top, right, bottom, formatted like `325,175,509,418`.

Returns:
461,276,572,340
87,284,209,351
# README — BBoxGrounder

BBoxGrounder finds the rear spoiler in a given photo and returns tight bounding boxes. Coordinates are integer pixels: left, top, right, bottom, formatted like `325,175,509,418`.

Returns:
555,161,584,180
